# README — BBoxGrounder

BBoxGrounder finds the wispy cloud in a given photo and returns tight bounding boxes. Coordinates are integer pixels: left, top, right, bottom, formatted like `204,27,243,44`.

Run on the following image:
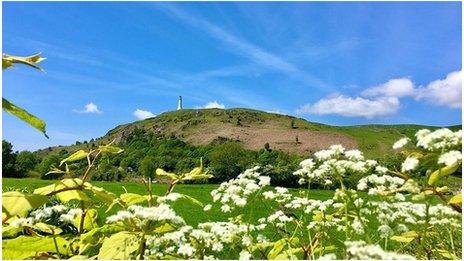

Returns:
133,109,156,120
361,78,415,98
73,102,102,114
157,4,331,90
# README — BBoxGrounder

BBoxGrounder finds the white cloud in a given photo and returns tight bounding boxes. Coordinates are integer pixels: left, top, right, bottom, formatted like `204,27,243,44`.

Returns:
73,102,102,114
361,78,415,98
296,95,399,119
415,70,462,109
133,109,156,120
200,101,225,109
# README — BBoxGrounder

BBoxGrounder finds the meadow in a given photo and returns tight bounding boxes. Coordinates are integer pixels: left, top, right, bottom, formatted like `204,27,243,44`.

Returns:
2,178,336,226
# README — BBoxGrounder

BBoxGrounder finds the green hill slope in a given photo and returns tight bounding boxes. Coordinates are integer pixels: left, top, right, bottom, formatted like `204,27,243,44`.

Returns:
42,108,460,159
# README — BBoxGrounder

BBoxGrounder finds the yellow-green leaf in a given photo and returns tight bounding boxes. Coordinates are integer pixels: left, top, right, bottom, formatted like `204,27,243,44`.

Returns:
449,193,462,205
97,231,139,260
74,209,98,232
34,178,89,202
33,222,62,235
2,53,46,71
156,168,179,180
2,235,70,260
2,98,48,138
2,191,48,218
84,183,117,204
428,162,460,186
120,193,149,206
60,150,88,166
98,145,124,154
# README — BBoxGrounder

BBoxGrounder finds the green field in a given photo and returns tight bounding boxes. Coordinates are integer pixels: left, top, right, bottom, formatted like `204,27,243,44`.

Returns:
2,178,336,226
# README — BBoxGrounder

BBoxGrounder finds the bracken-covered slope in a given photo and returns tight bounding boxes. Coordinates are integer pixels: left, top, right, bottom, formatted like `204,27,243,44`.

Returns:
84,108,459,159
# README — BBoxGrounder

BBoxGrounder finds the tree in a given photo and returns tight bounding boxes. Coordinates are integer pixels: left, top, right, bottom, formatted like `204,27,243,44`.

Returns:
15,151,39,177
139,156,156,179
2,140,17,177
36,154,61,179
209,142,253,181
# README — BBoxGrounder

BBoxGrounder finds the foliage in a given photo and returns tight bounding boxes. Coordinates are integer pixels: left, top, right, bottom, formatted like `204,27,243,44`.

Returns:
2,53,48,137
2,128,462,260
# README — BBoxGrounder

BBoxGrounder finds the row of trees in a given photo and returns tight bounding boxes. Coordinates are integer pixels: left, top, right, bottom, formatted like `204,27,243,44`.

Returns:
3,129,305,186
2,140,40,178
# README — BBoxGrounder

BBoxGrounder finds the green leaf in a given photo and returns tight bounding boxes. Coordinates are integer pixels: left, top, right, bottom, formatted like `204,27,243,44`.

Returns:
98,145,124,154
119,193,149,205
2,53,46,71
390,231,418,243
156,168,179,180
267,239,287,259
45,167,67,177
60,150,88,166
83,183,117,205
97,231,139,260
2,225,23,238
2,235,70,260
428,162,460,186
2,191,48,218
449,193,462,205
33,222,62,235
34,178,89,203
73,209,98,232
273,247,303,260
2,98,48,138
79,224,125,254
178,193,203,207
154,223,175,234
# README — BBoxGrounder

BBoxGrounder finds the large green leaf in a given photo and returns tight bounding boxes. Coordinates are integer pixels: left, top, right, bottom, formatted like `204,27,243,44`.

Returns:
83,183,117,204
120,193,149,205
428,162,460,186
60,150,88,166
97,231,139,260
34,178,89,202
73,209,98,232
2,191,48,218
2,235,70,260
2,98,48,138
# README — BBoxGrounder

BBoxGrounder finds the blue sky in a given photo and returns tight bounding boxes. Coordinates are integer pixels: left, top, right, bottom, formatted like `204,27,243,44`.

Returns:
2,2,462,151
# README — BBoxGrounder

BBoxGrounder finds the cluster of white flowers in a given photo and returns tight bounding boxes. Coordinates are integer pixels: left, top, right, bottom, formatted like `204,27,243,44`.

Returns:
357,174,405,195
9,204,73,228
146,221,263,259
59,208,83,223
156,193,182,203
401,156,419,172
262,187,292,203
210,166,270,212
294,146,378,186
392,137,410,149
438,150,462,166
106,204,185,229
415,128,462,151
345,241,415,260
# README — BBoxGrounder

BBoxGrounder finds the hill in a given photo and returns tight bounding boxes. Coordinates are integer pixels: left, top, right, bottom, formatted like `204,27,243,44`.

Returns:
42,108,460,159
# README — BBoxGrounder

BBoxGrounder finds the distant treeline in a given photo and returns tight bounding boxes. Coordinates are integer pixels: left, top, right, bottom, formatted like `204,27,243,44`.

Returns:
6,128,433,189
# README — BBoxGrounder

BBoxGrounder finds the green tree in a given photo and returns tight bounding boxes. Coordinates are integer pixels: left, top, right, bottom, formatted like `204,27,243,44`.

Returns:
139,156,156,179
209,142,253,181
36,154,61,179
15,151,39,177
2,140,17,177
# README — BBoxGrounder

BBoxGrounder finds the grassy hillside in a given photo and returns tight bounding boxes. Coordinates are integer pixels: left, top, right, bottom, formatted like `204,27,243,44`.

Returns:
40,108,460,159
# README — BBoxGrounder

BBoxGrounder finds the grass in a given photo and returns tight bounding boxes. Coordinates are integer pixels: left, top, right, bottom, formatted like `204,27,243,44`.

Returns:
2,178,336,226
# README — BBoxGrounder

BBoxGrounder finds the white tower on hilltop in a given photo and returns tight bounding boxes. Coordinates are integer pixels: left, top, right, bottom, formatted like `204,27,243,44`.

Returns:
177,96,183,110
